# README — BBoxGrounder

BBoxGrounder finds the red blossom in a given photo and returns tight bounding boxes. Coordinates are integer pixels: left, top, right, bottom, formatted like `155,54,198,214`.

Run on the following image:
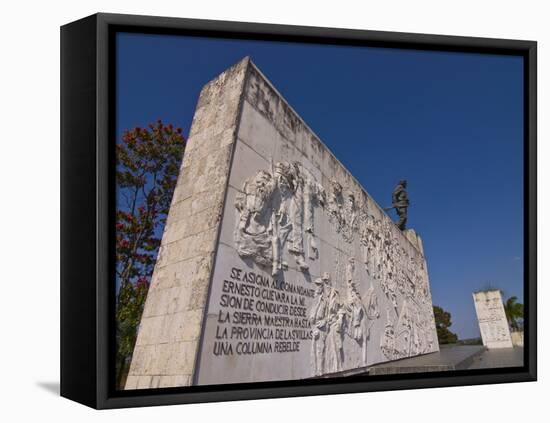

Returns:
136,276,150,289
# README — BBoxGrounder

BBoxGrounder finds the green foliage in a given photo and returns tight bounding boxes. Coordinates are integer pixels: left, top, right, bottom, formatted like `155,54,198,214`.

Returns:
503,296,524,331
115,279,150,386
115,121,185,389
433,305,458,345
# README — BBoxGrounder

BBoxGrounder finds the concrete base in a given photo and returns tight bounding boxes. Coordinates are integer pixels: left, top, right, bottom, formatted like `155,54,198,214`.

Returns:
315,345,485,377
366,345,485,375
364,345,523,375
468,347,523,369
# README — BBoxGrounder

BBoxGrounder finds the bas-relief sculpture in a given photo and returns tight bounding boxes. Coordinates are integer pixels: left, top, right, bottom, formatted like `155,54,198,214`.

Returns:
308,258,379,375
232,141,437,376
234,161,325,276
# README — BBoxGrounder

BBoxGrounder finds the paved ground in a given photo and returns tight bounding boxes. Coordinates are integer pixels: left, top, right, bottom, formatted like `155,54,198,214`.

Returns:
317,345,524,378
467,346,523,369
367,345,485,375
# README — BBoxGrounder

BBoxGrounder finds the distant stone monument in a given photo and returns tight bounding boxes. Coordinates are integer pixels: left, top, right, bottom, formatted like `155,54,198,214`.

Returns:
124,58,439,389
473,290,513,349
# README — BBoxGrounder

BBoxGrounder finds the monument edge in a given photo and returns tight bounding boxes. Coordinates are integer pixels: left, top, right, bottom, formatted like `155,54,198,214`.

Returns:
124,57,251,390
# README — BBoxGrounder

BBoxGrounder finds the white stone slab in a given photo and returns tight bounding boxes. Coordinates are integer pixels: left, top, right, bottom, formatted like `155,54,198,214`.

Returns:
473,290,513,349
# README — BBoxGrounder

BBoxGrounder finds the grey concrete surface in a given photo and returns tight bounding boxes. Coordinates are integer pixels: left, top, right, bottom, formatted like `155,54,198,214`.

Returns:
468,347,523,369
365,345,485,375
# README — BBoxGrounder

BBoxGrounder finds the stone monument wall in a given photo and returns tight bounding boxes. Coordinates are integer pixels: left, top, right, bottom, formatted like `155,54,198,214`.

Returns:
473,290,513,349
126,58,439,389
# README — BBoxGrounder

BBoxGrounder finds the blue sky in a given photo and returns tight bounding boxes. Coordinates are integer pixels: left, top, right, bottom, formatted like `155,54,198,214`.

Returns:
116,32,524,339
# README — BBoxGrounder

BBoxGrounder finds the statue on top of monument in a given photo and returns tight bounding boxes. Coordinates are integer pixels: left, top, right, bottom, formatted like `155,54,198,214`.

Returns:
391,179,409,230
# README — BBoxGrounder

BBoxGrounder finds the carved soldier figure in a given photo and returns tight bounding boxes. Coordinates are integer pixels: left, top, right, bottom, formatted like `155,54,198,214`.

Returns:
345,257,355,286
271,162,294,274
332,307,347,372
348,289,364,342
327,179,344,231
372,218,383,279
380,309,396,360
302,168,325,260
324,281,345,373
286,163,309,271
234,170,276,267
341,191,358,243
360,214,380,278
362,281,380,365
345,258,365,343
310,272,331,375
391,180,409,230
395,300,414,358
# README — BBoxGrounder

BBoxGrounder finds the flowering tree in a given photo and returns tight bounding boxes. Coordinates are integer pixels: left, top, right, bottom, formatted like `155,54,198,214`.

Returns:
115,120,185,388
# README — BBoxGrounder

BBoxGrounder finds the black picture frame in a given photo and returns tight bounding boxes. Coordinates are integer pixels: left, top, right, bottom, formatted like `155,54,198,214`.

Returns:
60,12,537,409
